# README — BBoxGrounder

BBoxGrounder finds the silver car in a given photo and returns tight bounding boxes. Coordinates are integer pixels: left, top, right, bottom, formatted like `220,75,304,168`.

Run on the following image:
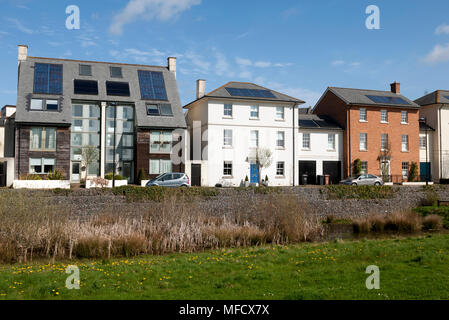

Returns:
339,174,384,186
146,173,191,187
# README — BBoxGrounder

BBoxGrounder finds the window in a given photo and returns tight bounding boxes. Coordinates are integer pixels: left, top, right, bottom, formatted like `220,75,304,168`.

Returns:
79,64,92,76
276,106,284,120
401,111,408,124
360,108,367,121
277,131,285,148
46,100,59,111
224,104,233,117
29,158,55,174
106,81,130,96
402,135,409,152
30,127,56,151
74,80,98,95
30,99,43,110
223,161,233,176
361,161,368,174
110,66,123,78
419,136,427,149
302,133,310,149
250,105,259,118
381,110,388,123
250,130,259,147
276,162,285,176
72,104,83,117
160,104,173,116
30,98,58,111
33,63,63,94
328,134,335,150
381,133,388,151
360,133,367,151
402,162,409,178
223,129,232,147
138,70,168,100
146,104,159,116
150,131,172,153
149,159,172,175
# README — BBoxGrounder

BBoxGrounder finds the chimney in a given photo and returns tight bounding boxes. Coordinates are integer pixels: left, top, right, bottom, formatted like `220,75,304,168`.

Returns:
18,44,28,64
196,79,206,99
390,82,400,94
436,90,440,103
168,57,176,79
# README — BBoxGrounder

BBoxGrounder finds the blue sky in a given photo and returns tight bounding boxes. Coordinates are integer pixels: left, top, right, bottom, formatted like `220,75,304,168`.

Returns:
1,0,449,108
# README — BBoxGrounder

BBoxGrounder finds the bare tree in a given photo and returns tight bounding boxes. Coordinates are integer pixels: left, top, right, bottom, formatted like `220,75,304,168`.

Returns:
255,147,273,185
81,145,99,180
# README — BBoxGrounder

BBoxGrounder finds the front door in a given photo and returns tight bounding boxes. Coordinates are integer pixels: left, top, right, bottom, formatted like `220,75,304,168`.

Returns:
123,161,133,183
72,162,81,182
420,162,431,182
191,164,201,186
250,164,259,184
380,160,390,182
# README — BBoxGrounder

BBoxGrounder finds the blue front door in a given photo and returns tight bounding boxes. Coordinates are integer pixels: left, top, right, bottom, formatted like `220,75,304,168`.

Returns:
420,162,431,181
250,164,259,184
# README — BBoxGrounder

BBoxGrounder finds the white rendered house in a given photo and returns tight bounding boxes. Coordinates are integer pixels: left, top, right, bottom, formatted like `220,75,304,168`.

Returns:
184,81,305,187
297,110,344,184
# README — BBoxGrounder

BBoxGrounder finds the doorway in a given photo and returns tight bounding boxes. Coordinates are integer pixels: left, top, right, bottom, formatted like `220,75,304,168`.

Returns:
72,162,81,182
299,160,317,185
250,163,259,184
191,164,201,186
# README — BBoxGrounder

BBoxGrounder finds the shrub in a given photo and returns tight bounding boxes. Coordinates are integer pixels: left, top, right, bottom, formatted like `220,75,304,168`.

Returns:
421,191,439,207
245,175,249,182
104,172,123,180
137,168,147,185
414,206,449,229
353,211,425,234
19,174,42,180
47,169,66,180
422,215,443,230
409,162,418,182
353,159,361,175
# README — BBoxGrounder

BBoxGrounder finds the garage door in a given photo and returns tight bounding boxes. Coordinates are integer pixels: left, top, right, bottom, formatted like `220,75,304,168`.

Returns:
323,161,341,185
299,161,316,185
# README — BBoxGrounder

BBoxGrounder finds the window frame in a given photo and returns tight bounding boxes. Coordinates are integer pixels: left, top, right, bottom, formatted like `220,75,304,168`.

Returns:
402,162,409,178
381,133,389,151
30,98,59,112
419,136,427,149
361,161,368,174
223,129,233,147
302,133,310,149
359,108,367,122
30,127,57,151
276,106,285,120
401,134,409,152
276,131,285,148
250,130,259,148
223,161,233,177
149,159,172,175
150,130,173,154
401,111,408,124
328,133,336,150
360,133,367,151
380,110,388,123
110,66,123,78
79,64,92,76
250,105,259,119
276,161,285,176
29,157,56,174
146,104,173,117
224,104,233,117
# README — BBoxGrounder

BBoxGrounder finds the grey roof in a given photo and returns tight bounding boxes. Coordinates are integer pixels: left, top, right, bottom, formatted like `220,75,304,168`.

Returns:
414,90,449,106
323,87,420,109
419,121,435,131
184,81,305,108
16,56,186,129
298,114,343,130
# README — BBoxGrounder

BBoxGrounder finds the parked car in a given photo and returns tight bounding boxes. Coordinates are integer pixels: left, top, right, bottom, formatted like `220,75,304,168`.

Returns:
339,174,384,186
146,173,191,187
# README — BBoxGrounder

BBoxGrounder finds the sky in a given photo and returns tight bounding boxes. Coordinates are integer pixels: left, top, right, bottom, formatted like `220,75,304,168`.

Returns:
0,0,449,108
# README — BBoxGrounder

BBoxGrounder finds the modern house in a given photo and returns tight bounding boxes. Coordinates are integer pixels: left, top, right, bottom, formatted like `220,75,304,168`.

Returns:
297,109,344,184
313,83,421,182
184,80,305,187
415,91,449,183
418,120,434,183
14,45,186,183
0,105,16,187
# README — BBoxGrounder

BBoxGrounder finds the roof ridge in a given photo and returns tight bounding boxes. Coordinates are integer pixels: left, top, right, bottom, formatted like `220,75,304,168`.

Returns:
329,86,406,95
27,56,168,69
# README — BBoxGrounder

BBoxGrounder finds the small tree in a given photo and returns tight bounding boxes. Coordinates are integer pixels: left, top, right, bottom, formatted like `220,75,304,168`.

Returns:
137,168,147,185
81,145,99,180
409,162,418,182
255,147,273,186
353,159,362,176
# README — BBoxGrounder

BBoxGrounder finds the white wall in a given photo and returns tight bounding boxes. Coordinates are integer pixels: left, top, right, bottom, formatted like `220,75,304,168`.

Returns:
419,131,433,163
297,129,343,176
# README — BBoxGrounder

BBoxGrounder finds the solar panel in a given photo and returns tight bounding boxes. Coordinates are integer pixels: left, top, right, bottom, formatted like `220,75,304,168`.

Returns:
225,87,276,99
445,96,449,101
106,81,130,96
160,104,173,116
33,63,63,94
74,80,98,95
299,119,319,128
313,119,336,128
366,95,410,105
138,70,168,101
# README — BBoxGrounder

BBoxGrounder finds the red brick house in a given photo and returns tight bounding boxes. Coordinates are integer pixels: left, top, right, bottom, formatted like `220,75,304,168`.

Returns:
313,83,421,182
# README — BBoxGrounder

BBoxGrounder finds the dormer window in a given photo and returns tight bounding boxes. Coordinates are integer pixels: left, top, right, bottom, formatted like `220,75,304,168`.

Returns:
79,64,92,76
110,66,123,78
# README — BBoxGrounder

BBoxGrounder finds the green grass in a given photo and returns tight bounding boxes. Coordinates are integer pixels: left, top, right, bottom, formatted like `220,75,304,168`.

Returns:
1,234,449,300
414,206,449,228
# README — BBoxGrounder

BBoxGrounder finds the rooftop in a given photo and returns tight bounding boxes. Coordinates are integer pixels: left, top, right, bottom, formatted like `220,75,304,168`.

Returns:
414,90,449,106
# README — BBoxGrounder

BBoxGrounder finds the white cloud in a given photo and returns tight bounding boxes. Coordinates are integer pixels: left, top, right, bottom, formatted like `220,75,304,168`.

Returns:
436,24,449,35
254,61,271,68
236,57,291,68
110,0,202,35
424,43,449,64
110,47,166,64
6,18,33,34
331,60,345,66
235,57,252,67
238,70,252,79
214,50,233,77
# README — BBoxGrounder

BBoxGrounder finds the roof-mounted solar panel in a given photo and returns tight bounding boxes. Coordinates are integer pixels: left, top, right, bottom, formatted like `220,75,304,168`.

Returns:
106,81,130,96
298,119,319,128
225,87,276,99
138,70,168,101
33,63,63,94
366,95,410,105
444,96,449,100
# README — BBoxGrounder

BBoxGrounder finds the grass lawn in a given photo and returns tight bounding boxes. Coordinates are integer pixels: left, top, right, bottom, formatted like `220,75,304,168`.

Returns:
1,234,449,300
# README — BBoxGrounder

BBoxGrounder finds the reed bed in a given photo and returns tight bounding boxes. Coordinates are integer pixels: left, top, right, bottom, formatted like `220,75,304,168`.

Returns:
0,192,323,263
